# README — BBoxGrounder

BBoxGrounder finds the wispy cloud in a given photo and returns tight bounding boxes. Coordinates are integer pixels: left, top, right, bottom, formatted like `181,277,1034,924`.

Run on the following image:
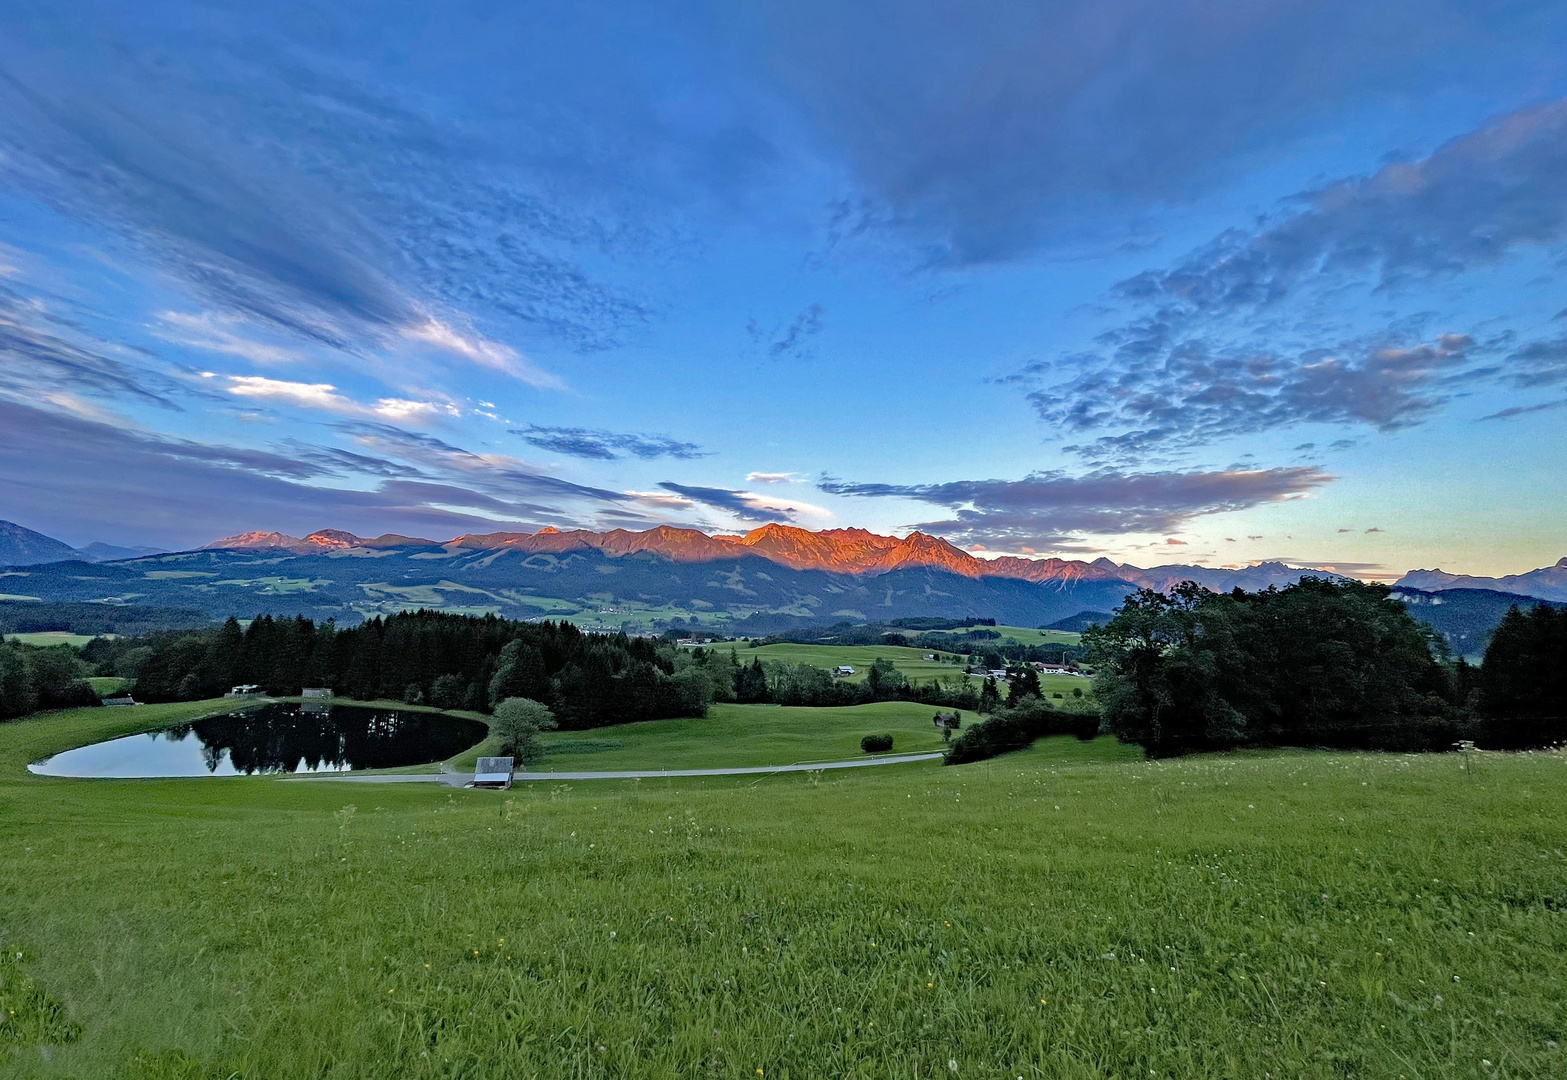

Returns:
402,317,564,390
1479,397,1567,421
1015,99,1567,460
0,398,701,547
1116,101,1567,311
1039,332,1480,461
820,466,1332,548
515,424,707,461
747,304,824,360
754,1,1558,263
1509,335,1567,388
222,375,461,423
153,311,301,365
0,287,184,410
746,471,799,484
0,19,655,388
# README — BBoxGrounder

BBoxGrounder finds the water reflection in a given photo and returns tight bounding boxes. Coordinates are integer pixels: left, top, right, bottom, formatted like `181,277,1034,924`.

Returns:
29,703,487,778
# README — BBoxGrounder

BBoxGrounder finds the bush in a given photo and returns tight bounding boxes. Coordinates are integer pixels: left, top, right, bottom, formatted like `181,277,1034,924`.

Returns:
945,698,1099,765
429,673,466,710
492,697,558,763
860,733,893,753
37,682,101,710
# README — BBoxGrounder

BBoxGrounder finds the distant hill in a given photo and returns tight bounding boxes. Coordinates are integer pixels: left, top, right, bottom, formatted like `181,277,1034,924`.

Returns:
1397,558,1567,603
0,521,166,567
77,542,168,561
1044,611,1115,632
1390,586,1566,657
0,521,78,566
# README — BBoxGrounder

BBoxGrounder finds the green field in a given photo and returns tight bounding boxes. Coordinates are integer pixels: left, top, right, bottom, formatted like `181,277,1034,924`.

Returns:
2,633,99,648
697,642,1093,701
85,677,129,696
702,642,970,683
2,702,1565,1078
528,701,967,772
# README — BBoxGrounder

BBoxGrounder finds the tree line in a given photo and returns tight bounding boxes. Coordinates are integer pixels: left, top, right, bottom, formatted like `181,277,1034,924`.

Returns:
87,611,723,729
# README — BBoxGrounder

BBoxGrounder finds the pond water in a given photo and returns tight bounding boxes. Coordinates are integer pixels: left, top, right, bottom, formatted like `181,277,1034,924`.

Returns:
28,703,488,778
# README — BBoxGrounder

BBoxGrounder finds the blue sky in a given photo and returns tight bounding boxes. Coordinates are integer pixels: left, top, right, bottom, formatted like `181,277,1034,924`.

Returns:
2,0,1566,577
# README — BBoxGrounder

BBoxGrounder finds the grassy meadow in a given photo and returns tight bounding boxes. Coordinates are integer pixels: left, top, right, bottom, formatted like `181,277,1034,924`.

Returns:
2,701,1565,1078
934,625,1082,647
2,633,99,649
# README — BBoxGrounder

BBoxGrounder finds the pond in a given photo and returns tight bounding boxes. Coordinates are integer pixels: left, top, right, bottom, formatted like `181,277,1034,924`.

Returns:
28,703,488,778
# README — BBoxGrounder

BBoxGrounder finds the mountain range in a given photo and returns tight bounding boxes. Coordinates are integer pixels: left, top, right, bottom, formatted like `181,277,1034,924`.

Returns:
1,520,1560,655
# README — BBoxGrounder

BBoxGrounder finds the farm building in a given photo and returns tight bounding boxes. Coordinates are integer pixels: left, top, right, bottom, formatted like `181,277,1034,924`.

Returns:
834,665,855,676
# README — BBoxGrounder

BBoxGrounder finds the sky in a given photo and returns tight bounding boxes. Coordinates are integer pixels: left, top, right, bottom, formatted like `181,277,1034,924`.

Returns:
2,0,1566,578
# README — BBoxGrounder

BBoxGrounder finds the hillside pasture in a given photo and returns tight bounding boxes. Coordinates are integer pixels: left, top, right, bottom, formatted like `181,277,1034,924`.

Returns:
703,642,969,683
1,704,1564,1078
929,623,1082,647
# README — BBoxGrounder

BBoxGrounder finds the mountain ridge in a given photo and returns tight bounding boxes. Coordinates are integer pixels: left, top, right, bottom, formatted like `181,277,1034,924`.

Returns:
200,522,1349,591
1396,559,1567,603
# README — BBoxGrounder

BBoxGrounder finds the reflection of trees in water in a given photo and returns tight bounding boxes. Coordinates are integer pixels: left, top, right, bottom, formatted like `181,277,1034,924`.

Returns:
186,705,486,774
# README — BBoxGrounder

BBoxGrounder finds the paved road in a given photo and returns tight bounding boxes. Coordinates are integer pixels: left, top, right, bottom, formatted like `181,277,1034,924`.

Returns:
284,751,944,785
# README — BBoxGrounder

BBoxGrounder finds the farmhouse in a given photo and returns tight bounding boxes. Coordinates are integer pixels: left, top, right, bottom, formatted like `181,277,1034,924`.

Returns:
834,665,855,676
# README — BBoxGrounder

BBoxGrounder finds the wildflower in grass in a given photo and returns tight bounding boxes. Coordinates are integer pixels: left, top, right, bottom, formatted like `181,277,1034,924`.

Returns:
948,1059,959,1073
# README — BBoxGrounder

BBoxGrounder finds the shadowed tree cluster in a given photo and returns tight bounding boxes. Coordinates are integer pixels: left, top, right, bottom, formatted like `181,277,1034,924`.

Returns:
1475,604,1567,747
0,641,100,719
1084,579,1467,755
